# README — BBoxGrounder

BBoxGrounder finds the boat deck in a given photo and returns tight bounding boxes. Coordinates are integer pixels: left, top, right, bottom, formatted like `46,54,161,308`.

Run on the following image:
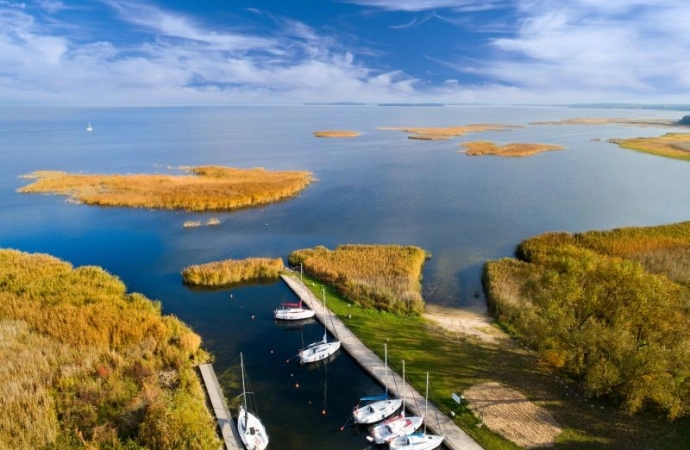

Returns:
281,274,484,450
199,363,244,450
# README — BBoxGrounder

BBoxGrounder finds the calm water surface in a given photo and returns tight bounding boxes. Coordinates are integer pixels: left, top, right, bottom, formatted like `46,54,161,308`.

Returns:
1,105,689,449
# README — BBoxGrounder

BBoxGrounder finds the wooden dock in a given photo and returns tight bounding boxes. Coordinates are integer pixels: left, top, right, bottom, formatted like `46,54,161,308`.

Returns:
199,363,244,450
281,274,484,450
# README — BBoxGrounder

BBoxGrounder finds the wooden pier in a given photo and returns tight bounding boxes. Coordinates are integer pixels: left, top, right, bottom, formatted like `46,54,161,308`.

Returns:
199,363,243,450
281,274,484,450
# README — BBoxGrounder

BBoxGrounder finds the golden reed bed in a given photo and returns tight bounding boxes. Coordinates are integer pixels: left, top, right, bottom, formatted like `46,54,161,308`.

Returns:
608,133,690,161
18,166,314,211
461,141,564,157
313,130,360,138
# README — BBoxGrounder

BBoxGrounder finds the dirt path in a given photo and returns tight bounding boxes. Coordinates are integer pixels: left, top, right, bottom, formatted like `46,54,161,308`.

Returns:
423,305,507,345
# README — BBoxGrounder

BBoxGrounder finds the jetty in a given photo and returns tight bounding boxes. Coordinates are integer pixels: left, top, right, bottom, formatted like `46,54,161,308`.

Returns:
199,363,243,450
281,274,484,450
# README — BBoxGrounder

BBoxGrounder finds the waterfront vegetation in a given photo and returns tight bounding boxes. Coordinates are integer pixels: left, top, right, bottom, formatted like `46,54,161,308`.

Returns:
608,133,690,161
181,257,284,286
0,249,219,450
294,272,690,450
381,124,518,140
461,141,565,157
313,130,360,138
484,221,690,421
289,244,427,315
18,166,314,211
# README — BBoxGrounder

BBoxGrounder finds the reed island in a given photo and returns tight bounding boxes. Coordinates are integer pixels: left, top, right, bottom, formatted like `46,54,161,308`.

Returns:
461,141,565,157
313,130,360,138
18,166,314,211
0,249,219,449
380,124,519,140
289,244,428,316
608,132,690,161
182,257,284,286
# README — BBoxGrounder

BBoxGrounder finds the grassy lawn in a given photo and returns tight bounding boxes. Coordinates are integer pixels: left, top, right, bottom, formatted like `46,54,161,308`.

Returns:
293,274,690,450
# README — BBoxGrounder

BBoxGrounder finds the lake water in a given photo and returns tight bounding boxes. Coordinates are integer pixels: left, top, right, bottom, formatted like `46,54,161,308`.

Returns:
1,105,689,449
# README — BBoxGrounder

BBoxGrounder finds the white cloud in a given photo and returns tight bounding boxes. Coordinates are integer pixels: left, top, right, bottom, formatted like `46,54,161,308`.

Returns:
342,0,506,13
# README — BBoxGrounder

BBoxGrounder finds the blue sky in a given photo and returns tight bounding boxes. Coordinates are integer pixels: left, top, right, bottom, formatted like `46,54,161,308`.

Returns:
1,0,689,105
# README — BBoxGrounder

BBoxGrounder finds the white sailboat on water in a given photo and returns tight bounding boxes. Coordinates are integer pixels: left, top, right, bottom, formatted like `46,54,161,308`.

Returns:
86,121,93,132
389,372,444,450
299,288,340,365
353,343,403,425
237,353,269,450
274,264,316,321
367,360,423,444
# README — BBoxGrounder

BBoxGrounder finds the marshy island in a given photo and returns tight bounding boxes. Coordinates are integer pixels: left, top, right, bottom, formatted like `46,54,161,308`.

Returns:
18,166,314,211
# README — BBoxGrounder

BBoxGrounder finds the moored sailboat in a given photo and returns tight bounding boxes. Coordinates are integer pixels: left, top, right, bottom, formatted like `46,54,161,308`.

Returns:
299,288,340,365
389,372,444,450
367,360,423,444
275,263,316,321
353,343,402,425
237,353,269,450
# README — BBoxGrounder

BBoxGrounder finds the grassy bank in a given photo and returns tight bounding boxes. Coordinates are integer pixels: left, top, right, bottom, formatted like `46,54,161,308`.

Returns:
295,272,690,449
0,249,219,450
18,165,314,211
182,257,284,286
461,141,564,157
289,244,427,315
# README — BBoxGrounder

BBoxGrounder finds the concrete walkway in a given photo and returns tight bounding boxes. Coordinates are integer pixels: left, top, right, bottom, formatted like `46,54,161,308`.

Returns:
281,274,484,450
199,363,243,450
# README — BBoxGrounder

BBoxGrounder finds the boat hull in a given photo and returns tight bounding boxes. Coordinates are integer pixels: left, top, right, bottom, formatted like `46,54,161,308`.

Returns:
299,340,341,364
354,398,403,424
389,432,444,450
274,307,316,321
238,406,269,450
368,414,423,444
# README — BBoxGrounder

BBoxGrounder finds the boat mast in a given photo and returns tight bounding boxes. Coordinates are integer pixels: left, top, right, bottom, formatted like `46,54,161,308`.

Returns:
384,343,388,398
424,372,429,435
402,360,406,418
241,353,248,423
321,287,327,343
299,263,304,307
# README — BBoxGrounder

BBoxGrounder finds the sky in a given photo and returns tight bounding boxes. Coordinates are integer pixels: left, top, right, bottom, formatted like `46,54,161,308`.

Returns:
1,0,689,106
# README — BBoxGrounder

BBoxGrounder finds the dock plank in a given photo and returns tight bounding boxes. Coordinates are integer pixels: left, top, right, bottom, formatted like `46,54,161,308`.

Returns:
199,363,244,450
281,274,484,450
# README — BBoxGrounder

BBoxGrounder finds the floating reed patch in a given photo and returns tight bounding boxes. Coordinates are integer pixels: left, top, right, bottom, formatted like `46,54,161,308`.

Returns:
181,257,284,286
530,117,680,127
461,141,564,157
608,133,690,161
0,249,219,449
289,244,428,316
18,166,314,212
313,130,360,138
380,124,519,140
183,220,202,228
407,134,451,141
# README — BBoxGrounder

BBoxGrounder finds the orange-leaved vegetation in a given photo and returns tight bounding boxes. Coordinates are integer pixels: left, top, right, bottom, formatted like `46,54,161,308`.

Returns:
483,221,690,420
608,133,690,161
181,257,284,286
289,244,429,315
18,165,314,211
461,141,564,157
313,130,360,138
0,249,219,450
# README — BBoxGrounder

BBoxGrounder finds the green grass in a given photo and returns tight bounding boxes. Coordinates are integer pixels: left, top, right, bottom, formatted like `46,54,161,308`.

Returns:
292,273,690,450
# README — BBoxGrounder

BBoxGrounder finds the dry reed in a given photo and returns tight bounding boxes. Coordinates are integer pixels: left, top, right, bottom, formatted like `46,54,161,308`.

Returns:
0,249,219,449
181,257,284,286
313,130,360,138
289,244,428,315
19,165,314,212
608,133,690,161
461,141,564,157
